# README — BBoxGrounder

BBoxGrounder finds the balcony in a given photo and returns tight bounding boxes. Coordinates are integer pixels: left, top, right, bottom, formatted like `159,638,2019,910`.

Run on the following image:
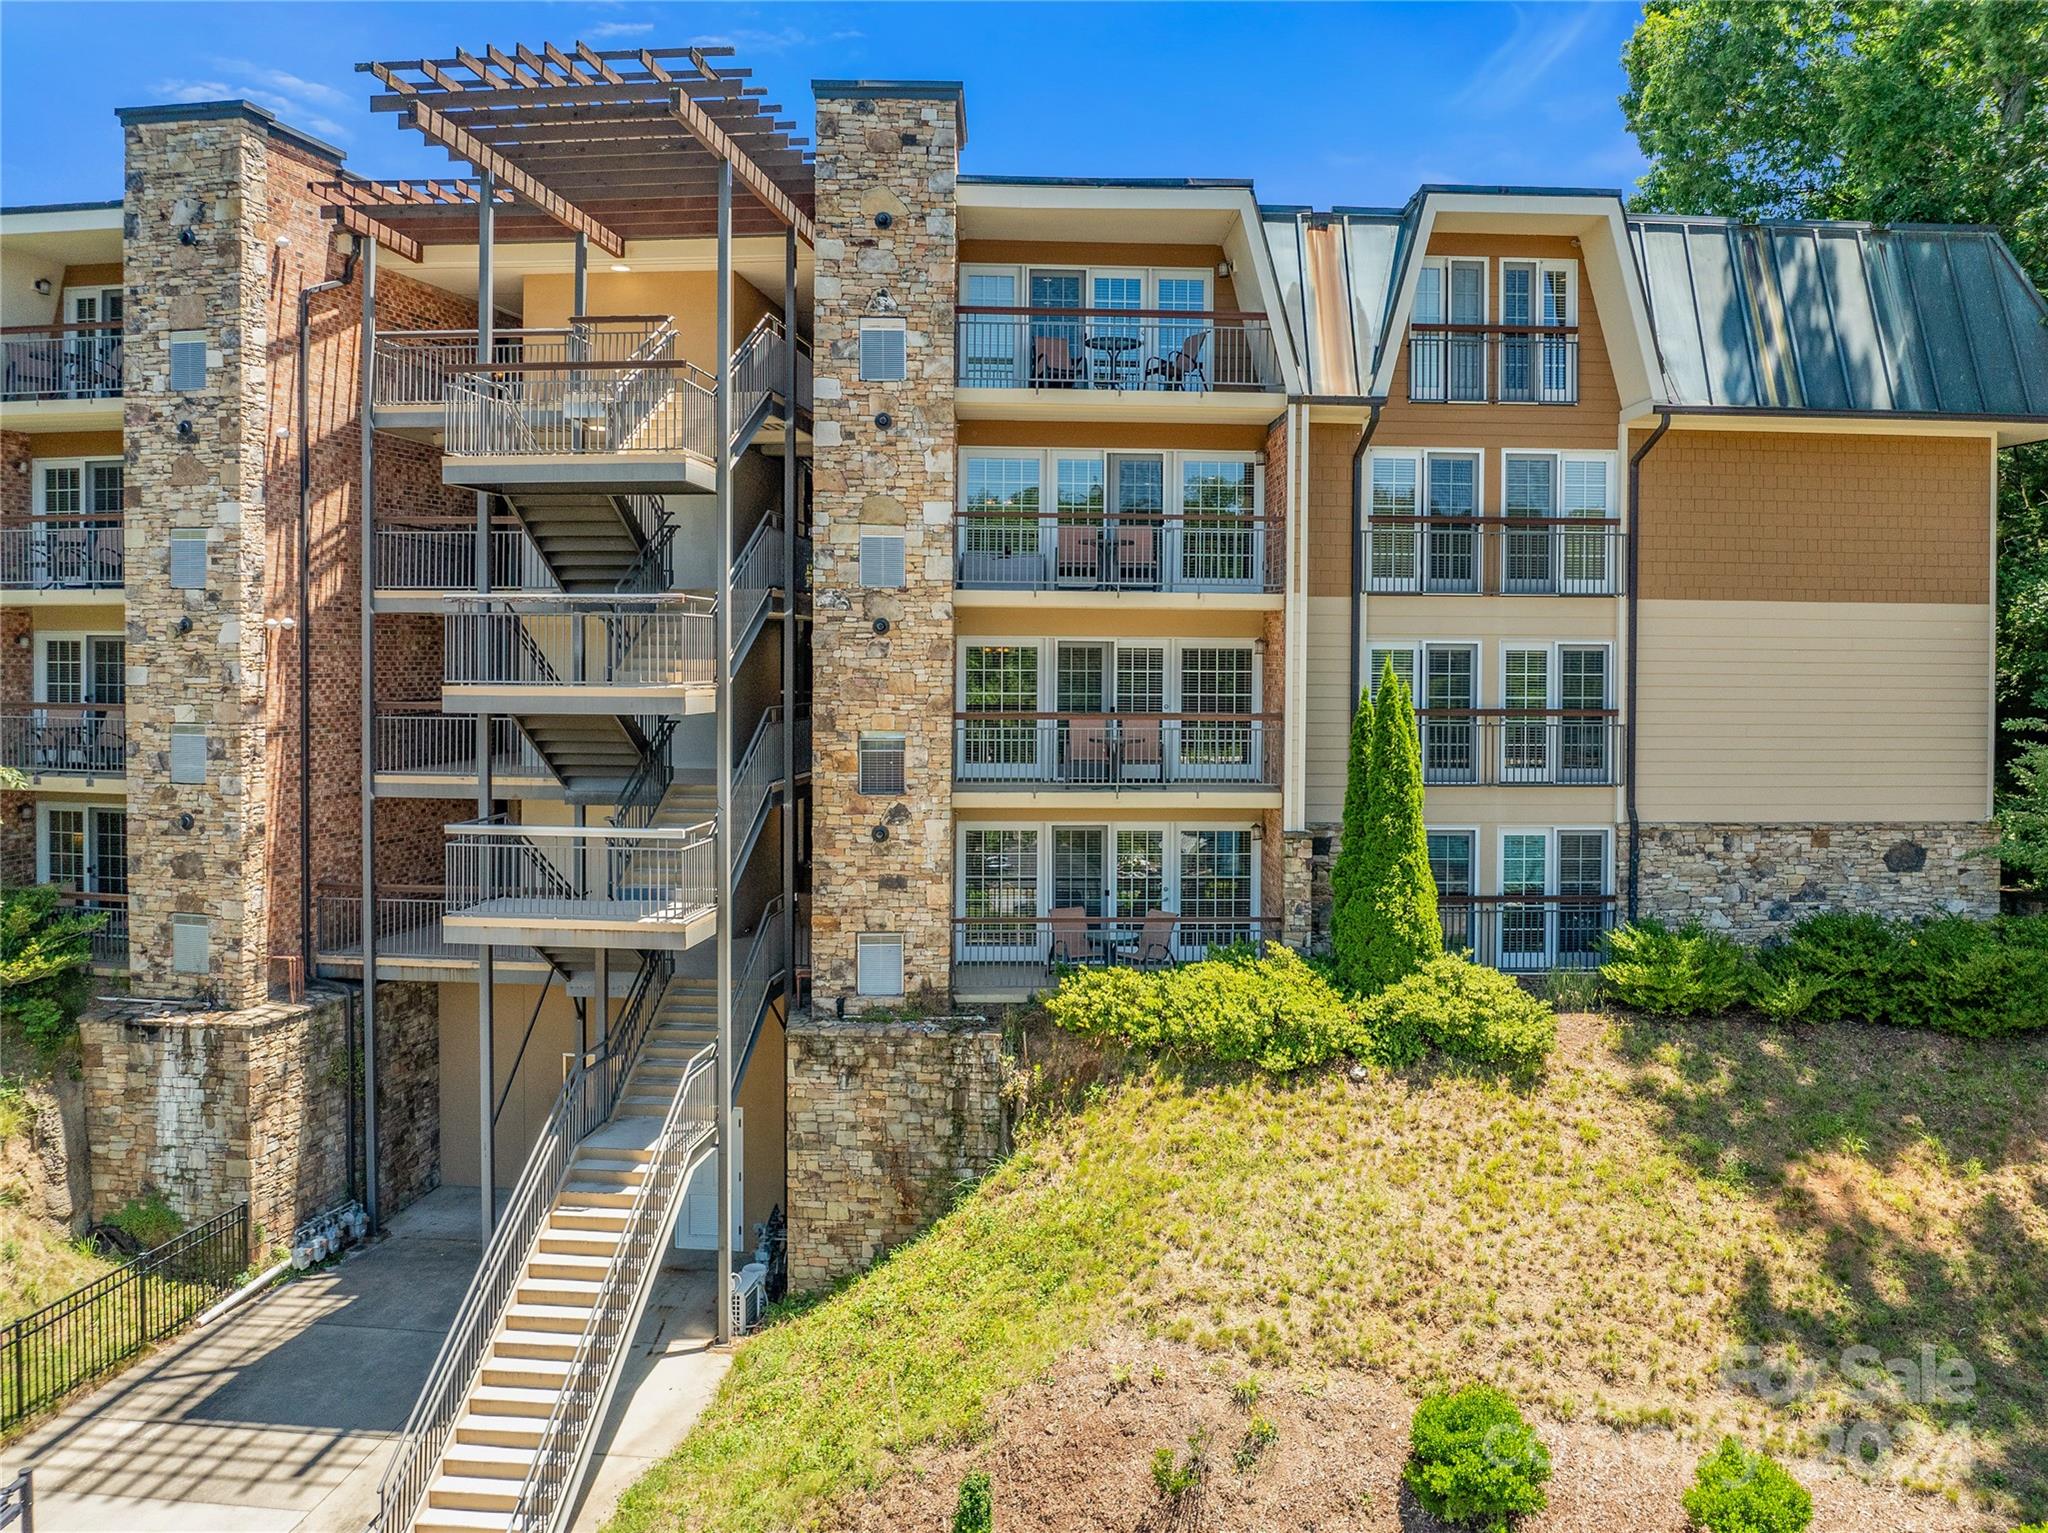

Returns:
372,521,560,607
955,309,1282,413
1,324,122,403
956,511,1278,597
1406,325,1579,404
954,714,1278,795
373,709,561,797
1,518,123,593
1441,895,1616,972
370,318,670,423
56,892,128,972
1417,710,1621,787
443,595,717,715
952,913,1276,998
1,706,127,783
313,884,547,982
443,818,717,950
1365,517,1621,596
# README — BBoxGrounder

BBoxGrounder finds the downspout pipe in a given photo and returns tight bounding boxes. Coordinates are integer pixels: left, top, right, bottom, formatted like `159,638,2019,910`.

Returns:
1625,411,1673,922
296,234,362,986
1348,402,1383,709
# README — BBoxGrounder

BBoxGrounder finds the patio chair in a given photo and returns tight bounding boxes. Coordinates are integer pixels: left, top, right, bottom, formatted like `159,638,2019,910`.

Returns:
1145,331,1209,391
5,344,60,400
1056,517,1102,584
1116,909,1178,968
1064,719,1111,784
1114,517,1160,586
1048,905,1093,966
1030,335,1085,389
1117,714,1164,779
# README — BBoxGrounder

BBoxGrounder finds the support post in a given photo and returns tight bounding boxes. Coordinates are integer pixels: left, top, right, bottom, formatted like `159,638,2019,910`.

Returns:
713,160,735,1346
358,239,381,1232
475,168,498,1245
573,231,589,316
593,945,609,1051
780,226,797,999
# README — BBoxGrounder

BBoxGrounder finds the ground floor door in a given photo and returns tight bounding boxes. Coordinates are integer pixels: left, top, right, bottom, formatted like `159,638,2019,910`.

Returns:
674,1105,745,1253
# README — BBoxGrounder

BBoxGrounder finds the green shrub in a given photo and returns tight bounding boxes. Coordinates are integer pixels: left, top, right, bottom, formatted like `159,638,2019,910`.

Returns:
1362,955,1558,1075
1352,663,1444,991
106,1192,183,1250
1752,913,2048,1037
1682,1437,1811,1533
0,886,104,1054
1599,921,1748,1016
1045,946,1368,1073
1403,1384,1550,1532
950,1471,992,1533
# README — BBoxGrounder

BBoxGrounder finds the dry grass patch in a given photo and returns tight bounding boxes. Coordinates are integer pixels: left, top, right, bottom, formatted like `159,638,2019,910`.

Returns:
607,1015,2048,1532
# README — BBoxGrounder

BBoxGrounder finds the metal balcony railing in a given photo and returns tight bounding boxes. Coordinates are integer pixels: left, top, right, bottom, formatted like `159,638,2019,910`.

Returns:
1441,895,1617,971
956,309,1281,392
373,522,559,594
55,892,128,970
1,706,127,779
443,347,714,463
0,519,123,590
954,714,1279,788
444,817,717,928
370,318,672,411
443,595,717,692
1,323,122,402
1365,517,1622,596
1416,710,1622,787
374,710,555,785
956,510,1278,593
953,913,1274,991
1406,325,1580,404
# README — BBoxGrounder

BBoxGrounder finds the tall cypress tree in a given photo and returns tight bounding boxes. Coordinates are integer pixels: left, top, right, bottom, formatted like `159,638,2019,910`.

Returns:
1328,678,1375,987
1358,664,1442,989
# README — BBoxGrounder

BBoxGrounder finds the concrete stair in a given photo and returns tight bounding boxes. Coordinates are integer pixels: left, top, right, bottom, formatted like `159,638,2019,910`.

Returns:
410,978,715,1533
502,490,650,592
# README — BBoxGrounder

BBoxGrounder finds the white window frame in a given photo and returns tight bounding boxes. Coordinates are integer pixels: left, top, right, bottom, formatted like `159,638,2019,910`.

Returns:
1364,447,1486,593
957,445,1263,592
35,801,126,891
1496,825,1614,971
33,630,125,705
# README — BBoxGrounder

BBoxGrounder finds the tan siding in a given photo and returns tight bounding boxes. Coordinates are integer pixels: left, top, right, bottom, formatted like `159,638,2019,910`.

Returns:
1364,596,1618,651
956,605,1269,639
1306,423,1362,598
1305,596,1353,823
1635,600,1990,822
1635,430,1989,604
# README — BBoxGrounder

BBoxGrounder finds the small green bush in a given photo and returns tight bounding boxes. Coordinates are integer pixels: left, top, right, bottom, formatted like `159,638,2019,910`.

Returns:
106,1192,183,1250
1403,1384,1550,1532
1361,955,1558,1075
1682,1437,1811,1533
1599,921,1748,1016
950,1470,992,1533
1045,946,1367,1072
1752,913,2048,1037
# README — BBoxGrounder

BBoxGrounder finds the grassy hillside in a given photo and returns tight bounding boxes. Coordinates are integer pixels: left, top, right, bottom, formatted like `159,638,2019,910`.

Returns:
608,1015,2048,1531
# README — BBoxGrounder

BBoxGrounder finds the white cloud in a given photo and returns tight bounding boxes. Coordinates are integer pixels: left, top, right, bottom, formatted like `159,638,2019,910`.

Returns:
206,59,354,111
1449,4,1603,115
152,73,349,143
584,21,655,41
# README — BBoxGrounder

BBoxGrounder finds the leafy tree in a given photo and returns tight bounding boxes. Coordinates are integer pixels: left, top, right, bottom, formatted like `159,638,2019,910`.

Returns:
0,886,103,1055
1355,661,1442,991
1996,724,2048,887
1623,0,2048,863
1328,681,1375,985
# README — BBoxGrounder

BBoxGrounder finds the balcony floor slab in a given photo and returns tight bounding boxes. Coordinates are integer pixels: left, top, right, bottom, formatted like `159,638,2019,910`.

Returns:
441,900,716,954
442,454,716,497
953,786,1281,813
441,684,715,717
956,388,1285,426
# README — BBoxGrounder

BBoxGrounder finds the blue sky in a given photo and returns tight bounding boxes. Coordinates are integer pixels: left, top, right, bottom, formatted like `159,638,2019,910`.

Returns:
0,3,1649,210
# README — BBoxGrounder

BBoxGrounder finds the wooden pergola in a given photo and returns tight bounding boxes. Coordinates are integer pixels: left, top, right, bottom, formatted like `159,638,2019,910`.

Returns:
318,41,815,253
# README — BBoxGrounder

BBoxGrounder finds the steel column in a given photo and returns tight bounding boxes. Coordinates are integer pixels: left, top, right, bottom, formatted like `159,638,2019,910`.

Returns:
475,168,497,1245
357,240,381,1232
713,160,735,1346
780,226,797,1008
573,231,588,315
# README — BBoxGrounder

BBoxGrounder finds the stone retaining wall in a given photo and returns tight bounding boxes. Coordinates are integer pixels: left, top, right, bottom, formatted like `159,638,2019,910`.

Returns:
784,1013,1006,1290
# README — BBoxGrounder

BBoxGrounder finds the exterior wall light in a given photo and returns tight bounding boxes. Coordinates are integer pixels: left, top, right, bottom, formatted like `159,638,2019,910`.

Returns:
873,211,893,230
33,278,51,296
871,617,890,635
870,823,890,843
874,412,892,429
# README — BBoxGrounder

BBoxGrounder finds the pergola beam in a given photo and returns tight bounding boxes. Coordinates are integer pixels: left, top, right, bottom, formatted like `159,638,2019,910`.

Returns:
400,99,627,257
669,88,813,243
322,205,424,262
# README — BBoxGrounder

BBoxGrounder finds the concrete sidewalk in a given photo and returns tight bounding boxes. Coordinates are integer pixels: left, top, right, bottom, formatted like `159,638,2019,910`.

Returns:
0,1186,731,1532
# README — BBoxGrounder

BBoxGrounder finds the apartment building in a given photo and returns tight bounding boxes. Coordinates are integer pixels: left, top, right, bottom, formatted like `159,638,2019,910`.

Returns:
2,46,2044,1533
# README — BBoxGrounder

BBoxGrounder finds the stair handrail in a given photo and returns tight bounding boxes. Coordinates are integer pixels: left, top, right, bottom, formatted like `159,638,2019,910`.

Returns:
613,520,677,595
504,1040,719,1533
369,948,677,1533
608,716,678,832
730,707,784,876
729,515,784,656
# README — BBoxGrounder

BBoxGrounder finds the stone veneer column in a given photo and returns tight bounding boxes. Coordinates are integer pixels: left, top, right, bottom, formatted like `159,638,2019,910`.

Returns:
807,84,962,1010
119,107,317,1006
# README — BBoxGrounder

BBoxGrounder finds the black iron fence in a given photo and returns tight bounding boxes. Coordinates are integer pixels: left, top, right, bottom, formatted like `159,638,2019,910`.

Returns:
0,1203,248,1432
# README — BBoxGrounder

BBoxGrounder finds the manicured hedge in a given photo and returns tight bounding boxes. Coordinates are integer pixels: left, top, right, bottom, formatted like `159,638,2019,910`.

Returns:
1599,913,2048,1036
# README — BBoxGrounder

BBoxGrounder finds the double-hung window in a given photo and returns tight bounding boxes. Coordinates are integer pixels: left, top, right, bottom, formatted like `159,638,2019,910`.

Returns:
1420,644,1478,783
1499,259,1577,402
1428,829,1476,953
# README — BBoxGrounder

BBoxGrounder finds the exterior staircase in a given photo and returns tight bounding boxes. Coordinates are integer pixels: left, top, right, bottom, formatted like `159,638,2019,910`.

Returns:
374,959,719,1533
516,716,647,804
498,491,651,591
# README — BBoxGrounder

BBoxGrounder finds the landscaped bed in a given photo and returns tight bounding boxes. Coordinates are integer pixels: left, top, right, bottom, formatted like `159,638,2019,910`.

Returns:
607,1012,2048,1531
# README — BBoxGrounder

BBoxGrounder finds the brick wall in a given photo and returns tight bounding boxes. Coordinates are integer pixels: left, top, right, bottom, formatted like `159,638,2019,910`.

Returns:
366,979,439,1214
808,86,961,1009
784,1014,1006,1289
1636,430,1990,604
